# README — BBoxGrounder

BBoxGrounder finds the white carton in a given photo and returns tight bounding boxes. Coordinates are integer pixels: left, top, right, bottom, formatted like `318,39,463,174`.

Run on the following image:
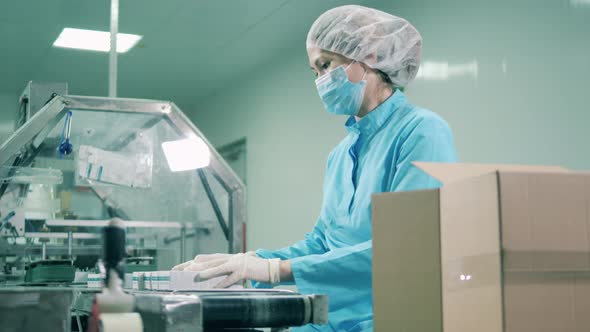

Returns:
87,273,105,288
150,272,156,290
74,271,89,284
154,271,160,290
159,271,170,290
123,273,133,289
137,272,145,290
144,272,152,290
132,272,141,290
154,271,243,291
141,270,245,291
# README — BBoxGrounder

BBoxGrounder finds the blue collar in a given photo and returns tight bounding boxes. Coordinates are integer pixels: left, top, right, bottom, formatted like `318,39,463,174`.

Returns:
345,89,407,135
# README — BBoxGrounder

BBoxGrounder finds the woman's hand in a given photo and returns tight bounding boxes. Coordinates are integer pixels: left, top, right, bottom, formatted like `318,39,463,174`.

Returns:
171,252,293,288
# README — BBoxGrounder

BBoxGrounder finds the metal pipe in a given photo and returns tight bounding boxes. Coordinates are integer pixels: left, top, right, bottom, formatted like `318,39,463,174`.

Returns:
163,230,206,244
75,312,83,332
108,0,119,97
0,97,66,166
61,95,170,114
47,219,184,228
42,242,47,260
65,112,72,138
197,169,230,240
228,192,234,253
67,231,73,258
21,232,146,240
180,227,186,262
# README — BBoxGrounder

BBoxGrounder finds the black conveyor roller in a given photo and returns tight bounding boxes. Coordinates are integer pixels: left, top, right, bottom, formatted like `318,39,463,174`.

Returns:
202,295,308,328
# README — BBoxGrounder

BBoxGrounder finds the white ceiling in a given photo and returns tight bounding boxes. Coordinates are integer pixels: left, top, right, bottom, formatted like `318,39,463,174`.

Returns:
0,0,377,107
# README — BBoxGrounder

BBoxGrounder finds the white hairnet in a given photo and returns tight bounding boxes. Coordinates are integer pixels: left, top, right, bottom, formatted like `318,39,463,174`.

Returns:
307,5,422,87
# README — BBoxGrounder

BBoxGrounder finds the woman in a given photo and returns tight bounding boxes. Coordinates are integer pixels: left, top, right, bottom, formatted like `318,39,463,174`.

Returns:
173,5,457,331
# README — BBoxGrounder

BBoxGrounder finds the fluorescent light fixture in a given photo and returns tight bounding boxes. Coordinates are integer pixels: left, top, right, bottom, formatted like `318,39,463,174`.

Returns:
162,138,211,172
53,28,142,53
416,60,478,81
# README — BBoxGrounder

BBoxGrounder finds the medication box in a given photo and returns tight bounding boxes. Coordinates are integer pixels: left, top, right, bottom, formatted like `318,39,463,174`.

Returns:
87,273,105,288
149,271,241,291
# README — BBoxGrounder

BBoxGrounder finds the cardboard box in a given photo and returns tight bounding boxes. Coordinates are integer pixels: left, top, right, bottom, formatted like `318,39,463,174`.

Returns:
372,162,590,332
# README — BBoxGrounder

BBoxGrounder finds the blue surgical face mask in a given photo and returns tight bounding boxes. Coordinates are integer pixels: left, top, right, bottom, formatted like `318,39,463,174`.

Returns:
315,62,367,116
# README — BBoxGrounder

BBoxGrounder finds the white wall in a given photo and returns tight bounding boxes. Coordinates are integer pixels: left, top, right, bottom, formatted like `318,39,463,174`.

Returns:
191,0,590,252
381,0,590,169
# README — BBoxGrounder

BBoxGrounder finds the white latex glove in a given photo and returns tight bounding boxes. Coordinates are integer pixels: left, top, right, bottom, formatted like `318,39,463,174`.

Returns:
172,253,235,271
197,253,281,288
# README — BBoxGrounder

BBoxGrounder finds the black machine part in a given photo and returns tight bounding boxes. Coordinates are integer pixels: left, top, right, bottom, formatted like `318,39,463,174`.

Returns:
102,219,126,284
201,294,309,329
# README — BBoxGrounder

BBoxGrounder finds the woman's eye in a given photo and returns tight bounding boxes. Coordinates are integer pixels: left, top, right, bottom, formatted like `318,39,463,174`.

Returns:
321,62,330,70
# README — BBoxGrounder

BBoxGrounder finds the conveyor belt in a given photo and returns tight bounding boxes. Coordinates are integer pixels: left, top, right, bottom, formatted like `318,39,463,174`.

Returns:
199,294,310,328
135,289,325,328
2,287,327,331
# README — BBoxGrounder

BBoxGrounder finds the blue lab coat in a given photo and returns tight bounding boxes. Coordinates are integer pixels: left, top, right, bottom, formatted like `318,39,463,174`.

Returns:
256,90,457,331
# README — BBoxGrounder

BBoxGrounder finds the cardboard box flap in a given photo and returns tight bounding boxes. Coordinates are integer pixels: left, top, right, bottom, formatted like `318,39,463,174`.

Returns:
413,162,569,185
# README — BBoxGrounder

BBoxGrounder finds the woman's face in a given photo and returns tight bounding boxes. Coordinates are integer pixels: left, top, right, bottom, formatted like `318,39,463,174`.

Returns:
308,47,393,118
307,48,366,83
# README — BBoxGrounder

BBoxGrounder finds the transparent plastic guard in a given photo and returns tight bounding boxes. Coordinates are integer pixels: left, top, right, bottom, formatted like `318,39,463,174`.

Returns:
75,130,154,189
0,96,244,269
0,166,63,185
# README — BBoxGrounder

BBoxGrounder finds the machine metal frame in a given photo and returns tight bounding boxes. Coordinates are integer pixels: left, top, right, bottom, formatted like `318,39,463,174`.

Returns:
0,95,246,254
